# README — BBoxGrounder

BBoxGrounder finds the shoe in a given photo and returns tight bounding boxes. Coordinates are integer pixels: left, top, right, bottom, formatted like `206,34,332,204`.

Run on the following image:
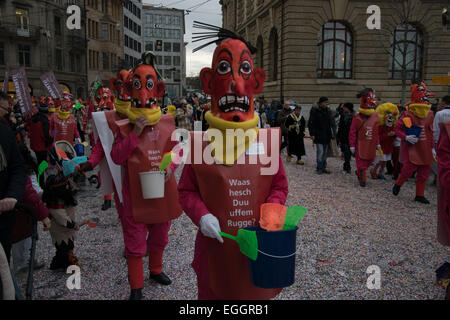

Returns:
101,199,112,211
50,256,70,270
296,160,304,165
322,169,331,174
378,174,386,180
370,169,378,179
393,184,401,196
129,288,143,300
316,170,323,175
414,196,430,204
150,272,172,285
286,156,292,162
345,169,351,174
359,181,366,187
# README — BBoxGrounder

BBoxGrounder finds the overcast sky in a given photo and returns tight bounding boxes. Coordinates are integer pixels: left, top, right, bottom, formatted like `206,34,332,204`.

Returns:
143,0,223,77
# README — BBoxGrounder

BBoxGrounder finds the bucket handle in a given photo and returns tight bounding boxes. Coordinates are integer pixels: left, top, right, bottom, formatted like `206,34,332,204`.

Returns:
257,249,297,259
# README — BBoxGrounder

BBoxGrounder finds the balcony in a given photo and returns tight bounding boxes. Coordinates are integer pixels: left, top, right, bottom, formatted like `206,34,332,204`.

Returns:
0,23,40,41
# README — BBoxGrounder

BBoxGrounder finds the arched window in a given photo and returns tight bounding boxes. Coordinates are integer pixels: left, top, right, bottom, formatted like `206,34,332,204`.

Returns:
390,24,423,80
269,28,278,81
256,35,264,69
317,21,353,79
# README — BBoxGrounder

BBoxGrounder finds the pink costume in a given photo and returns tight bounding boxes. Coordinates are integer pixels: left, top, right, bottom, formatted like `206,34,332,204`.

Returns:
437,122,450,246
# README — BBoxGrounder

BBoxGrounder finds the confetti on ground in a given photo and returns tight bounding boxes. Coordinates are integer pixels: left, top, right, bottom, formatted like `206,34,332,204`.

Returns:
13,139,449,300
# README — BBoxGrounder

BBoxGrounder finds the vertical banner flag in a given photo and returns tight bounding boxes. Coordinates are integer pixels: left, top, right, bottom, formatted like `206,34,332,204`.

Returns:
2,67,9,93
11,67,33,116
40,72,63,99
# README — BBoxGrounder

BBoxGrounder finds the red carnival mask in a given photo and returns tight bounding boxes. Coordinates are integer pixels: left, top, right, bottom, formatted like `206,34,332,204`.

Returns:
410,81,435,105
109,69,132,101
96,87,114,110
126,64,165,124
359,89,377,109
200,38,265,123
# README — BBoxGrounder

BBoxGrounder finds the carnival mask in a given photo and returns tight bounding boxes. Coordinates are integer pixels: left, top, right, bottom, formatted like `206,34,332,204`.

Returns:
410,81,435,105
127,64,165,125
109,69,132,101
200,38,265,127
96,87,114,111
358,89,377,109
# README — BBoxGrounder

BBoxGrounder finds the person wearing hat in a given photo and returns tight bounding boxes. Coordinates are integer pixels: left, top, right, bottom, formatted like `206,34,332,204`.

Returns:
337,102,354,173
308,97,334,174
284,104,306,164
175,99,193,131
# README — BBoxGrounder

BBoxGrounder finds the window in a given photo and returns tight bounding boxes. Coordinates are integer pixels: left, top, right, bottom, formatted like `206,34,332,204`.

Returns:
164,42,171,52
256,35,263,69
164,56,171,66
164,29,172,39
390,24,423,81
156,55,162,65
76,53,81,72
0,42,4,65
70,53,76,72
125,35,129,48
18,44,30,67
165,15,171,25
103,52,109,70
146,14,153,24
124,16,128,29
174,70,181,82
16,9,29,29
164,69,172,79
55,48,63,70
54,16,62,36
102,23,109,40
173,43,181,52
269,28,278,81
173,29,181,39
145,42,153,51
155,28,163,38
173,16,180,26
137,42,141,53
173,56,180,66
317,21,353,79
145,27,153,37
155,15,162,24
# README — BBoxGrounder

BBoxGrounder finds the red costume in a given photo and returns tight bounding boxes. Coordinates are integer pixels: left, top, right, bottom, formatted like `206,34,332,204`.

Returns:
110,55,182,299
50,93,80,143
178,24,289,300
349,88,380,187
437,122,450,246
370,103,399,180
393,82,435,204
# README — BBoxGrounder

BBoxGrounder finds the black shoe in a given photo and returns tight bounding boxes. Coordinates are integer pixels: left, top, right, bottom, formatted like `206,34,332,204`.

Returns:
393,184,401,196
359,181,366,187
49,256,70,271
414,196,430,204
129,288,143,300
101,199,111,211
150,272,172,285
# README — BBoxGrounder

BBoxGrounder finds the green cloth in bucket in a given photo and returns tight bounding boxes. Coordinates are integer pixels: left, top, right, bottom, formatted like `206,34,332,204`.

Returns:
282,206,307,230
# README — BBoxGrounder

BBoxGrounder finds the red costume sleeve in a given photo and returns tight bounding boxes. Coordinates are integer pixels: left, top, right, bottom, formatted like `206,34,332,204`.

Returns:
177,163,211,227
22,177,49,221
88,139,105,168
349,115,357,148
110,128,140,166
394,114,407,141
265,156,289,205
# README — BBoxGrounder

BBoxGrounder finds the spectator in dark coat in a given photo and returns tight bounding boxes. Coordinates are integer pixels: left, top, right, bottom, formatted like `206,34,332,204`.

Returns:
337,102,354,173
0,92,27,263
285,105,306,164
277,100,294,151
308,97,334,174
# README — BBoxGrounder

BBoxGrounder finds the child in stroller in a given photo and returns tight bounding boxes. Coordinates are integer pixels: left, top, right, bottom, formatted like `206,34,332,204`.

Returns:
41,171,80,270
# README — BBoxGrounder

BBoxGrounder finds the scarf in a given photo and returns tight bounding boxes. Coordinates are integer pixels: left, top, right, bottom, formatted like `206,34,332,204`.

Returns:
359,108,376,116
205,111,259,166
114,98,130,116
127,107,161,125
409,103,431,119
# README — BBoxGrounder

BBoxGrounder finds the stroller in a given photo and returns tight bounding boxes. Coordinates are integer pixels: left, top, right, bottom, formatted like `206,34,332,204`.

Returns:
53,140,100,188
0,203,38,300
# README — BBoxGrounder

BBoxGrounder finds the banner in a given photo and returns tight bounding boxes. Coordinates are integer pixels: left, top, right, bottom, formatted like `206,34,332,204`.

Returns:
40,72,63,99
2,67,9,93
10,67,33,116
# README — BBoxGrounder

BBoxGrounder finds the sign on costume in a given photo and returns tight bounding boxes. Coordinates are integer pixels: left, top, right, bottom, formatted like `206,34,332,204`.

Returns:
40,72,64,99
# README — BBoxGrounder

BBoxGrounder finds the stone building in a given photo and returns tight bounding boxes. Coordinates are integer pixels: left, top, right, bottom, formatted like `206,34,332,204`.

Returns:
86,0,124,87
123,0,143,67
0,0,88,98
142,5,186,99
220,0,450,112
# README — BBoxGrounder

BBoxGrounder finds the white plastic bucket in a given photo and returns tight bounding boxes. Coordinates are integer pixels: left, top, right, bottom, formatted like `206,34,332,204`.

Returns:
139,171,165,199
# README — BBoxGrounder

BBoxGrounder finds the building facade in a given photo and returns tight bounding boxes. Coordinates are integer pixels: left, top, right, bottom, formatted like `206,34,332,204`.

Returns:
123,0,143,67
142,5,186,99
0,0,88,98
221,0,450,112
86,0,124,87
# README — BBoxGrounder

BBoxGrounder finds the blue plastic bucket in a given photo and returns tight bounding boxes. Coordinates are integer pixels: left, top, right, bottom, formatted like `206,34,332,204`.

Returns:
74,144,85,156
246,226,298,289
